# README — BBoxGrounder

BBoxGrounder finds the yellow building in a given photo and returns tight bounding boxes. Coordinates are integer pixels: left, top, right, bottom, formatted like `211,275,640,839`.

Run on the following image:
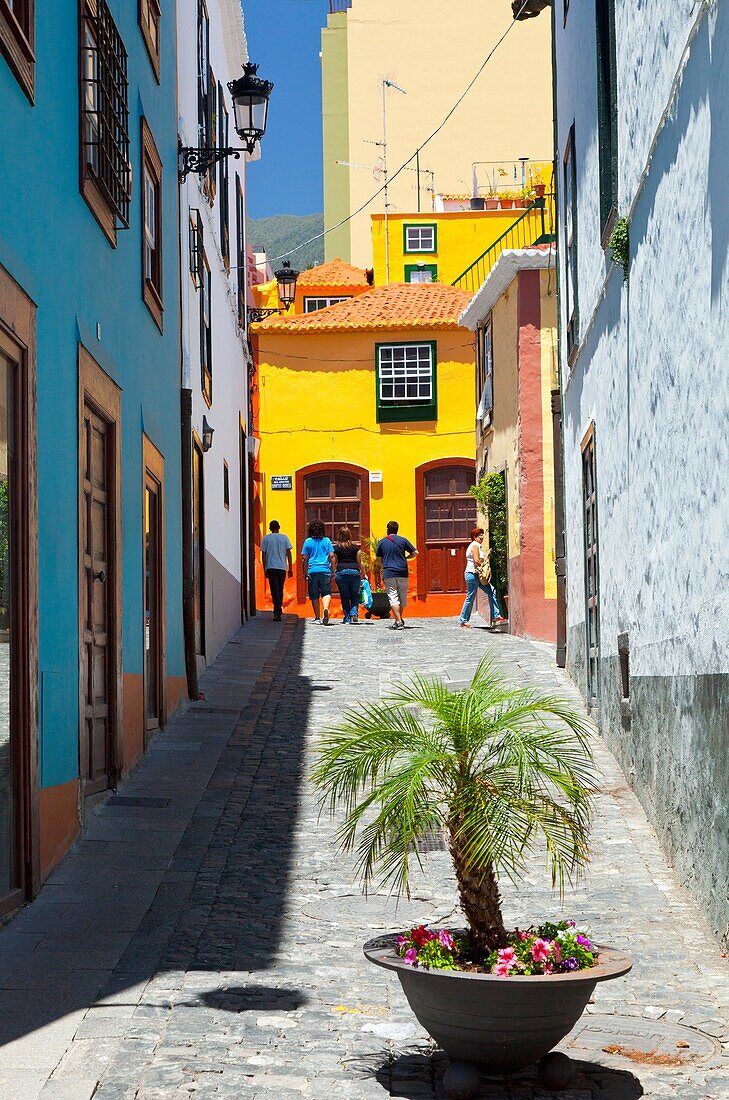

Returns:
250,276,477,618
370,201,552,287
321,0,553,267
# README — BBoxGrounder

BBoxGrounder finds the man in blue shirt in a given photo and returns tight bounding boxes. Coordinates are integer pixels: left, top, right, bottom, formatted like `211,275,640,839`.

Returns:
376,520,418,630
301,520,335,624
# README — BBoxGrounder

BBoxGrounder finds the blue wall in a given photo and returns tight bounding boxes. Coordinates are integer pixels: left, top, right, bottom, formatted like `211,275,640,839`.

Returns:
0,2,185,789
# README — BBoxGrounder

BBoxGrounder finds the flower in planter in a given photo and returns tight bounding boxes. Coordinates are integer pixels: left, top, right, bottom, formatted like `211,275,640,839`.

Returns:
313,655,596,967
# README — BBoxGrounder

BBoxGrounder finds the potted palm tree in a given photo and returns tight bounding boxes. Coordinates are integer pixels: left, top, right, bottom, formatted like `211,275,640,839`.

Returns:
313,657,631,1081
361,533,391,619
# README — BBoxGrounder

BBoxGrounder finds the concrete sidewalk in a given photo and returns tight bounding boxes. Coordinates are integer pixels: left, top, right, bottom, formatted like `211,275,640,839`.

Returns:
0,615,727,1099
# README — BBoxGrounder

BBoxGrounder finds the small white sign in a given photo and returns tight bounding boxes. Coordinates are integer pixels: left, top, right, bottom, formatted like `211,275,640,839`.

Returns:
369,470,383,483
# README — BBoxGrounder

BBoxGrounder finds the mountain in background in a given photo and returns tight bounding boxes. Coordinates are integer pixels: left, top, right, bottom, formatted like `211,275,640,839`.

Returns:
247,213,324,272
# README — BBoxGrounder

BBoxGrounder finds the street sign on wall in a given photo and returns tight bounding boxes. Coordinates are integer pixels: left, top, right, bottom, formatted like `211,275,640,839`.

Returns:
271,475,293,490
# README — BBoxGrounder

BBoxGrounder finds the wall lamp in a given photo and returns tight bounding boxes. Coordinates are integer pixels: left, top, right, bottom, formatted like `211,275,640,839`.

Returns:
179,62,274,182
248,261,300,323
202,416,215,452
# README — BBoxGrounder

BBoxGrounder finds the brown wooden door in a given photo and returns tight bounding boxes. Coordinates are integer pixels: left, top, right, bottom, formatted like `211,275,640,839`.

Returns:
144,475,162,733
422,465,476,593
80,403,113,796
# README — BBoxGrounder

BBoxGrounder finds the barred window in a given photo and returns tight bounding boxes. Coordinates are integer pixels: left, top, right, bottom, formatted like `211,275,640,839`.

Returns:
200,232,212,405
80,0,131,238
378,344,433,402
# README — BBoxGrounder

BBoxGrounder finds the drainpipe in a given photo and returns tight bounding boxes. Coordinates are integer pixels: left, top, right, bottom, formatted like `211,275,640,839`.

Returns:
549,0,568,668
180,387,199,699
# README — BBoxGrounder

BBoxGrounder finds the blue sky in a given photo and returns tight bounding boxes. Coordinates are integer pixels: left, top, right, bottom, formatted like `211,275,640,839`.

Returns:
243,0,328,220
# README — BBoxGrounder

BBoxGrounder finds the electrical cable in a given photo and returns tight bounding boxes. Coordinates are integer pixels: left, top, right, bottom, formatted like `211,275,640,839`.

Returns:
269,1,532,262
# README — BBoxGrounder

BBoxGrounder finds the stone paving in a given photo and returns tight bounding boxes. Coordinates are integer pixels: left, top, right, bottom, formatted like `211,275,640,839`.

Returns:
0,615,728,1099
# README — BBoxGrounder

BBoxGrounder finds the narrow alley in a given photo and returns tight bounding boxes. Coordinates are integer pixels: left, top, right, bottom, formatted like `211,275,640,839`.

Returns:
0,618,727,1100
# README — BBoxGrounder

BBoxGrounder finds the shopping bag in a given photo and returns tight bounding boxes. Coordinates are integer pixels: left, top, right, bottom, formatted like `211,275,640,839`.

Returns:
359,577,373,608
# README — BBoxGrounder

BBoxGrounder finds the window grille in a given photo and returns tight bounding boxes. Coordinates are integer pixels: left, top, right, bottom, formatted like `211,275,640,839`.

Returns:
189,208,202,286
81,0,131,228
378,344,433,403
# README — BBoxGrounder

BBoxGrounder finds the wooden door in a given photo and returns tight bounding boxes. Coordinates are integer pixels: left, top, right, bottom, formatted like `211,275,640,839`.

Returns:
192,438,205,656
421,465,476,593
144,474,162,734
582,431,600,709
79,403,114,795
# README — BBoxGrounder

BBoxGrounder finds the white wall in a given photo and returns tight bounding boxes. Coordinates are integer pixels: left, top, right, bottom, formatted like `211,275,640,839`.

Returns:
178,0,255,662
553,0,729,941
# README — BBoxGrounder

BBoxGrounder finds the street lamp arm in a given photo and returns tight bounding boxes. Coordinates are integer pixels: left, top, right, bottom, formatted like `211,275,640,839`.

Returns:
178,143,250,183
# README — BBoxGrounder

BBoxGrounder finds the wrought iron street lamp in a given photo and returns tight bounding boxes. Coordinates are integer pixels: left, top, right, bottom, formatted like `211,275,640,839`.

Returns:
178,62,274,182
248,261,300,323
202,416,215,452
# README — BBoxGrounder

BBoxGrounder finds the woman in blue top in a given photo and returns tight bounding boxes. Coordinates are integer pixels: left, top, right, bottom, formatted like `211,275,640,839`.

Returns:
301,520,335,624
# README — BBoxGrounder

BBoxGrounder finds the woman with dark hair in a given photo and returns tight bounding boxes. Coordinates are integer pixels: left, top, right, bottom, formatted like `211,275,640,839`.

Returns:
458,526,506,628
301,520,335,624
333,526,365,624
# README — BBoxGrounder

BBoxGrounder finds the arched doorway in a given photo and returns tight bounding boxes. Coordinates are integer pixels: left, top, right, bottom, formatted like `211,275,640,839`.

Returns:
295,463,370,600
415,459,476,596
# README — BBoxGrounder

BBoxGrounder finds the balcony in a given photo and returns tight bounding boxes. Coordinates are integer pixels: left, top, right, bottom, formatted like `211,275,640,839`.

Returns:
329,1,352,12
451,192,556,295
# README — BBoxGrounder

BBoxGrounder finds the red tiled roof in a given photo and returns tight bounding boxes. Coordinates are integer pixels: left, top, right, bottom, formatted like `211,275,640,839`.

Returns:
297,258,371,289
254,282,473,334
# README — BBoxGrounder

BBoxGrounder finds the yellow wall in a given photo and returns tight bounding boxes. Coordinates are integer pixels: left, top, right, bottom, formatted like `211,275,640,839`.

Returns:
322,0,553,268
255,325,476,607
371,210,538,287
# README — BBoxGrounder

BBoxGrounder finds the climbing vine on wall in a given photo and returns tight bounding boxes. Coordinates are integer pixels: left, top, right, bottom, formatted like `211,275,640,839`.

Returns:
469,472,508,597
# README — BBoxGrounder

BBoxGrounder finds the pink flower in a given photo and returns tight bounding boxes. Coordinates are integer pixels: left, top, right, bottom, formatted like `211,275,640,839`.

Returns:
403,948,417,965
531,938,552,963
552,940,562,963
543,963,554,976
492,960,512,977
396,935,408,948
497,947,518,967
567,919,576,928
438,930,455,951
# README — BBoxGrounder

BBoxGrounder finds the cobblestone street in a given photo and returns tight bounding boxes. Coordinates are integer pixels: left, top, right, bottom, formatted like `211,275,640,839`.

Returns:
0,616,727,1099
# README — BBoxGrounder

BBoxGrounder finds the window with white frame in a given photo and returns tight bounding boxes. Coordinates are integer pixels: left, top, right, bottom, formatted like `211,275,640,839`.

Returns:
303,296,351,313
376,342,437,422
404,224,436,253
476,318,493,427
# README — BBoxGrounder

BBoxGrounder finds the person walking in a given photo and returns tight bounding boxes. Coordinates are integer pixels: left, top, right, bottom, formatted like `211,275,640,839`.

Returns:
458,527,506,628
261,519,293,623
376,520,418,630
333,527,365,624
301,520,335,624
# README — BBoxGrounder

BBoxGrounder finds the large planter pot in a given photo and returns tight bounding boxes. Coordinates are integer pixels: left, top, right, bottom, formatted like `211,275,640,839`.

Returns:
364,932,632,1075
366,591,391,619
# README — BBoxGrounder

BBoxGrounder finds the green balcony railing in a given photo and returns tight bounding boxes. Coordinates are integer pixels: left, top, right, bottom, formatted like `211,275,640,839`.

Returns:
452,194,555,295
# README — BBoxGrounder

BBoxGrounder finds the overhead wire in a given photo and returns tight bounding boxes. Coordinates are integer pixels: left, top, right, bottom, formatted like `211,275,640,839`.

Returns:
269,1,532,262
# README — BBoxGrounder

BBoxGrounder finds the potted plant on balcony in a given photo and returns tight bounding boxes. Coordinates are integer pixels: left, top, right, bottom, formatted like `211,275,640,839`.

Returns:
313,658,632,1090
498,189,516,210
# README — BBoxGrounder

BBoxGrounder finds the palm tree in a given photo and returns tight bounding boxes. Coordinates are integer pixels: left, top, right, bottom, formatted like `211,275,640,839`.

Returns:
312,656,595,959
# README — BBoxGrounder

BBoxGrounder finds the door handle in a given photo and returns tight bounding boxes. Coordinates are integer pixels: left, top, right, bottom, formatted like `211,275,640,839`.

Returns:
93,570,106,583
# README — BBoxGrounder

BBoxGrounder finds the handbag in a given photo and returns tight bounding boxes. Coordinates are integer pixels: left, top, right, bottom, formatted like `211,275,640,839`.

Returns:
474,554,491,586
359,577,373,608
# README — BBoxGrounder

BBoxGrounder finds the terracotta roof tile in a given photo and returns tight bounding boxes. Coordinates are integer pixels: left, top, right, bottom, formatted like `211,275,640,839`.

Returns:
254,282,473,334
297,258,372,289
